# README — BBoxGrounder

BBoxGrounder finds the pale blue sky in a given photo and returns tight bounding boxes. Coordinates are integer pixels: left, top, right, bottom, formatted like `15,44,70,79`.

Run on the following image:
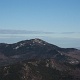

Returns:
0,0,80,32
0,0,80,47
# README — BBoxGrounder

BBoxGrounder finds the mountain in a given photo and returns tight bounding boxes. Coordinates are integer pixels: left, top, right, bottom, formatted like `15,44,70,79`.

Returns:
0,38,79,64
0,38,80,80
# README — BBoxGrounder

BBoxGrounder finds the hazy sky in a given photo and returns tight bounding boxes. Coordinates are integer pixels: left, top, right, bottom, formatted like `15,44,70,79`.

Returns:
0,0,80,47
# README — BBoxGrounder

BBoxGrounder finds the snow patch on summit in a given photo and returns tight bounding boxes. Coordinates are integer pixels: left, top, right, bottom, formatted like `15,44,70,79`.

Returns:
33,38,46,45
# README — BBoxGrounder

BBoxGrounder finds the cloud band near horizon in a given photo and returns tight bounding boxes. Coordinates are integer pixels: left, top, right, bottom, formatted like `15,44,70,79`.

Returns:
0,29,80,34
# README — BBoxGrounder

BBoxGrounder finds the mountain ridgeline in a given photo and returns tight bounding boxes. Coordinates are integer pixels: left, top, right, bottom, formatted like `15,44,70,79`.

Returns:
0,38,80,80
